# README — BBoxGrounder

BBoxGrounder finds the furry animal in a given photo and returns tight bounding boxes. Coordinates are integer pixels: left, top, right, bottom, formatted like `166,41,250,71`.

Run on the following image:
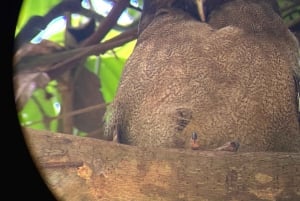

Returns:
104,0,300,152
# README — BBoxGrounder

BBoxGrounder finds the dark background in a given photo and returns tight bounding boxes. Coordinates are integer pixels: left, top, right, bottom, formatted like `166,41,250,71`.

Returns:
4,0,56,200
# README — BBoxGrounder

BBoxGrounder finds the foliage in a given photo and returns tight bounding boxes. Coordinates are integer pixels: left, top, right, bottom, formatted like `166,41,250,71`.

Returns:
15,0,61,35
14,0,139,136
14,0,300,137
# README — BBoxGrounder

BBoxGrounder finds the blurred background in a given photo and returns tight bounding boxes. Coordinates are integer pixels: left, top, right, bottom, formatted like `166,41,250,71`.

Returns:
13,0,300,139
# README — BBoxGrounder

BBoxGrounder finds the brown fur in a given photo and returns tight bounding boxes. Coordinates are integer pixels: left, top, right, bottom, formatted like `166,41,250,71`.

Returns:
104,0,300,152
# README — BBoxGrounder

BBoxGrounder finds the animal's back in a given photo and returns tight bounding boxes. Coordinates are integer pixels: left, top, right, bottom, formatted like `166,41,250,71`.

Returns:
104,5,300,152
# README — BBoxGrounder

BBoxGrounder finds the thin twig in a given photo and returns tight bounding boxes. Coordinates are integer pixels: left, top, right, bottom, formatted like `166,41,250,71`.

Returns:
22,102,108,127
15,0,82,50
280,1,300,13
15,28,138,74
47,27,137,78
80,0,131,46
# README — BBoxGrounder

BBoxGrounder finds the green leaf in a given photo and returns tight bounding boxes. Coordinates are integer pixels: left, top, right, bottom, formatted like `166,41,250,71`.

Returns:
16,1,138,133
19,81,61,131
16,0,61,35
85,55,124,103
85,30,136,103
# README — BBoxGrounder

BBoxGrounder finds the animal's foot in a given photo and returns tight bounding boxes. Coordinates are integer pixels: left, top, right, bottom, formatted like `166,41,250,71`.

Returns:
112,129,120,143
215,141,240,152
190,132,200,150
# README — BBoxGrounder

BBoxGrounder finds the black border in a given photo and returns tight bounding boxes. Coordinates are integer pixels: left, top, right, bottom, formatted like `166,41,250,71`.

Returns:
4,1,56,200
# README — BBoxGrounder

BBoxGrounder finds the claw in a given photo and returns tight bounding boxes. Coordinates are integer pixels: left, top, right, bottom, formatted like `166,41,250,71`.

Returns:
191,132,200,150
112,128,120,143
195,0,206,22
215,141,240,152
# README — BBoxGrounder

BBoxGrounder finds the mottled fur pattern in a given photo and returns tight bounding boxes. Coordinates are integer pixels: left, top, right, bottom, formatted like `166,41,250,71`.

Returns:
104,0,300,152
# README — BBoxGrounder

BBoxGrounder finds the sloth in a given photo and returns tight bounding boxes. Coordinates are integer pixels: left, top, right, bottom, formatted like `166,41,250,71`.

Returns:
104,0,300,152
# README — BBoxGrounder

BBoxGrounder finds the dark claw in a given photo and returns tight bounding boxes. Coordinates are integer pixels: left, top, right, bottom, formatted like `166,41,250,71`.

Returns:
191,132,200,150
191,132,198,142
215,141,240,152
112,129,120,143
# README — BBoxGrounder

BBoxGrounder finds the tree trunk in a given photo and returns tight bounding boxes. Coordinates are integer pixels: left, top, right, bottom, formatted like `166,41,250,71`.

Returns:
23,128,300,201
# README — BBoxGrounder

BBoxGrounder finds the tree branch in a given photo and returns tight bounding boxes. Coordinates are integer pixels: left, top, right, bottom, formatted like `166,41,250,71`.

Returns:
24,128,300,201
80,0,131,46
47,27,137,78
15,28,138,76
14,0,82,50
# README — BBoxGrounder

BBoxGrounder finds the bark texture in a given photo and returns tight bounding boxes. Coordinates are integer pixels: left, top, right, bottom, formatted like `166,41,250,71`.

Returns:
23,128,300,201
